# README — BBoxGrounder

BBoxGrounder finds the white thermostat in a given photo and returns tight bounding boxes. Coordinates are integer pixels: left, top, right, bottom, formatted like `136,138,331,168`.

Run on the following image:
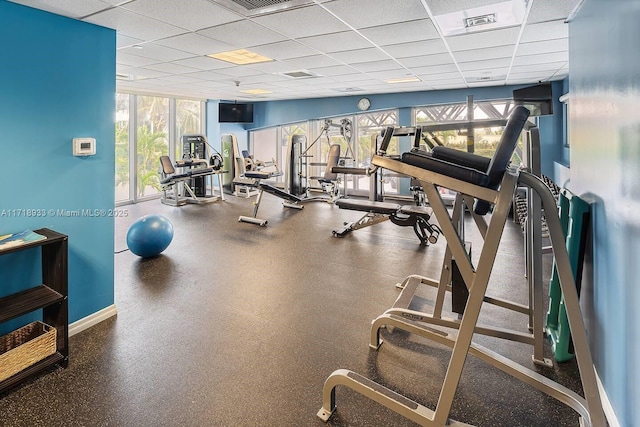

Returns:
73,138,96,156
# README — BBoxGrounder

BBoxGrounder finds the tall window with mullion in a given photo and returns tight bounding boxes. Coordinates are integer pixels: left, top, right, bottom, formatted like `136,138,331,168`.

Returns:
136,96,169,199
414,99,517,159
356,110,398,195
175,99,203,160
115,93,130,203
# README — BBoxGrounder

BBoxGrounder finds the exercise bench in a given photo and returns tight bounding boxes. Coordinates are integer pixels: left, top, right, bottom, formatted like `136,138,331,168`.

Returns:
333,198,440,245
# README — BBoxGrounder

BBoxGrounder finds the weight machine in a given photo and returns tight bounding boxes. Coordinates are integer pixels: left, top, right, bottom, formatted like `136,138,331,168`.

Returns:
287,118,355,199
318,106,606,426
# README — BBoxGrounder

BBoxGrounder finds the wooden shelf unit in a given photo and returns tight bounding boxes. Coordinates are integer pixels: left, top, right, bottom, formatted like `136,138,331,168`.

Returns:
0,228,68,393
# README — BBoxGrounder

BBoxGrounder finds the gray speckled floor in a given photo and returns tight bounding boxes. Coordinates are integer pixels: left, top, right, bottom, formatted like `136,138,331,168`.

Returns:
0,192,584,426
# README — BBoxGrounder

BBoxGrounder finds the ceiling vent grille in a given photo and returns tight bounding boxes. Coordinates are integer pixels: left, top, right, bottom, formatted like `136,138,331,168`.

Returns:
212,0,315,16
281,70,318,79
229,0,293,10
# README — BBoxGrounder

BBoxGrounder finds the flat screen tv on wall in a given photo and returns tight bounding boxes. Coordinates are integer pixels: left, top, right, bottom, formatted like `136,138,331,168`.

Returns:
219,102,254,123
513,83,553,116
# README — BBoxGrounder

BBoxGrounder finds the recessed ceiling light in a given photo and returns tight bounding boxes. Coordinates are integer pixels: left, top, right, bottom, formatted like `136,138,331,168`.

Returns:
207,49,273,65
241,89,272,95
435,0,527,36
385,76,421,84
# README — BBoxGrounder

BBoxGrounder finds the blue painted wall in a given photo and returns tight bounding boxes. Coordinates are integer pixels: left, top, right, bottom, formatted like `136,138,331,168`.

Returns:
0,2,116,332
569,0,640,425
209,83,567,181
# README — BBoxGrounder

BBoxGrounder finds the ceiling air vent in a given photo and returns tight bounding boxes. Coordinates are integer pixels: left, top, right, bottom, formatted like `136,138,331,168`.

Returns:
213,0,315,16
280,70,318,79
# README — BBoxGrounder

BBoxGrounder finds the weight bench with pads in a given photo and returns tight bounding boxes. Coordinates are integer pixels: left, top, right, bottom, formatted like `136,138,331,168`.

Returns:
237,170,302,226
333,198,440,245
159,155,216,206
318,105,606,426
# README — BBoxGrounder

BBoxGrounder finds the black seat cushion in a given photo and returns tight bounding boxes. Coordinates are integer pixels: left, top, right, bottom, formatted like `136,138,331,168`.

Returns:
401,151,491,187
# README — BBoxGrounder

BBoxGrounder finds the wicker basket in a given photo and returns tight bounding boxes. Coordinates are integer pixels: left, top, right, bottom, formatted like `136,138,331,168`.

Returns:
0,321,57,382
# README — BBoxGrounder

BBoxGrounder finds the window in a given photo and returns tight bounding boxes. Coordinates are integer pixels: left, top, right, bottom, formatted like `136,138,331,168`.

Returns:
176,99,203,159
136,96,169,199
280,123,307,187
115,94,130,203
356,110,398,195
414,98,518,159
116,94,204,204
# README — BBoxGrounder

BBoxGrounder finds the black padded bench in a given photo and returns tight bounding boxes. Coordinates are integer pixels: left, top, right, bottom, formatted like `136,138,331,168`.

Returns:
333,198,439,246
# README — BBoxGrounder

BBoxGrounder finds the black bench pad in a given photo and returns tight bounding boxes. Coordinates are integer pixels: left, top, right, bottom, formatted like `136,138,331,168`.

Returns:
331,166,369,175
259,183,303,203
401,152,490,187
245,171,284,179
336,199,400,215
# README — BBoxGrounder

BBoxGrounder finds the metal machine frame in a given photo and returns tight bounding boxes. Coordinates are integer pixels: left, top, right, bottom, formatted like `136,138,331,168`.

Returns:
318,118,606,426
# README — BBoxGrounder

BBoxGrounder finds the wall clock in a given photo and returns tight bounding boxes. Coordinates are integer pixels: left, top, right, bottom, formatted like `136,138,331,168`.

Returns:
357,97,371,111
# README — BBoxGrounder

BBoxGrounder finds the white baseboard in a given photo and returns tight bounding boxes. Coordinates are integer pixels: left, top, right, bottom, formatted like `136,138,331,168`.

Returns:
68,304,117,337
596,368,620,427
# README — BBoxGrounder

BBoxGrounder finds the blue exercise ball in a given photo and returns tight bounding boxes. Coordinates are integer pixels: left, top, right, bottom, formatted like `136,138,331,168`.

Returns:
126,214,174,258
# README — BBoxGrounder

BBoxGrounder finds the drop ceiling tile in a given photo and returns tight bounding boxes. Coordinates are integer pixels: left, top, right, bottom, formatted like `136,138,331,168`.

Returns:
83,7,186,40
452,45,515,62
322,0,429,29
510,62,567,74
142,62,201,74
512,51,569,66
446,27,520,51
119,43,194,62
234,74,290,85
359,19,440,46
517,39,568,56
330,73,377,82
244,60,302,74
171,56,234,71
157,74,204,84
279,54,343,70
8,0,112,18
366,69,417,80
252,41,320,61
422,77,467,86
383,39,449,59
411,63,460,76
329,48,390,64
427,0,500,16
297,31,375,53
352,60,405,73
252,4,350,38
117,52,161,67
520,19,568,43
431,82,468,90
178,70,230,81
117,34,145,49
215,67,266,79
310,65,361,77
398,53,455,68
121,0,243,32
123,68,171,79
457,57,512,71
527,0,581,24
154,33,235,56
198,20,287,48
507,71,555,81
